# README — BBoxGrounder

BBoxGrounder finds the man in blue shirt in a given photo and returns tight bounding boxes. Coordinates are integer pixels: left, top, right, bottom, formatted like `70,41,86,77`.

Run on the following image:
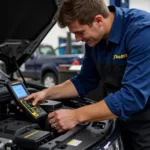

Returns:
25,0,150,149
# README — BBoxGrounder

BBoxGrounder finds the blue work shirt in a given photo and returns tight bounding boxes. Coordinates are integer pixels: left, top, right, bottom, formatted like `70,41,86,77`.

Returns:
70,5,150,120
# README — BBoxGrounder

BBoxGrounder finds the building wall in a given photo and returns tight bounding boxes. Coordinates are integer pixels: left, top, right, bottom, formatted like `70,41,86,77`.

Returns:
42,0,150,48
129,0,150,12
42,24,69,49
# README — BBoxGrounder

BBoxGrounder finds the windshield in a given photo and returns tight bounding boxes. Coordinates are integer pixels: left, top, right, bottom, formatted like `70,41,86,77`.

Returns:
39,46,56,56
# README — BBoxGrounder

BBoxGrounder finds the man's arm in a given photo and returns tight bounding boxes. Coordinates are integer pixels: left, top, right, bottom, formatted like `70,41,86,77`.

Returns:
76,100,118,123
44,80,79,99
25,80,79,106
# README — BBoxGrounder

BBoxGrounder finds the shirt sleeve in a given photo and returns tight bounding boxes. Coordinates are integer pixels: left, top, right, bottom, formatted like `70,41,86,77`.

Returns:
104,27,150,120
70,44,100,97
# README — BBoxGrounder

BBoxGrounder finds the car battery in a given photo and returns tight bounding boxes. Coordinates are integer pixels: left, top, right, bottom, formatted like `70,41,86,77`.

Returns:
15,129,52,150
0,118,40,137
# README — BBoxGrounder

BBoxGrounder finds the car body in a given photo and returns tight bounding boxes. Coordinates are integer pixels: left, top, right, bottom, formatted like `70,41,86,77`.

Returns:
0,0,124,149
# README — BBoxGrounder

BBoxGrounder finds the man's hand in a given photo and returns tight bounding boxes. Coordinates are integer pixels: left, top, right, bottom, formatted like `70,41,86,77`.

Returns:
48,109,80,133
24,90,47,106
48,100,117,133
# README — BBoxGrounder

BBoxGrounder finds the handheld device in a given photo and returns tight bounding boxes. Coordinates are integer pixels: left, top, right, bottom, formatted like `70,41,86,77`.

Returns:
6,81,47,122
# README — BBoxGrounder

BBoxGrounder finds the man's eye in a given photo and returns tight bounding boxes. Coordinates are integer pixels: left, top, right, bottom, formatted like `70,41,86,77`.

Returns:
79,32,84,35
74,31,84,36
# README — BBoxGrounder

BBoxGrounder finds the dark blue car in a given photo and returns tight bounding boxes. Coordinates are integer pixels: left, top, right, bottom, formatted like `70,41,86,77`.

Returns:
20,43,84,87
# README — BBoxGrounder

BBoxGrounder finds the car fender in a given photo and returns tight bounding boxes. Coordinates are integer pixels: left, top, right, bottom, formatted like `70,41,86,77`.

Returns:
40,63,58,81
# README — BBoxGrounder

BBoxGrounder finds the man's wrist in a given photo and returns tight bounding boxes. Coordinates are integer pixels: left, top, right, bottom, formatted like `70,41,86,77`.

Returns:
43,88,49,100
75,108,87,124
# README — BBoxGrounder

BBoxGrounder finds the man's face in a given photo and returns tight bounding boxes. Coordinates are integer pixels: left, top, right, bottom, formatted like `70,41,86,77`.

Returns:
68,19,105,47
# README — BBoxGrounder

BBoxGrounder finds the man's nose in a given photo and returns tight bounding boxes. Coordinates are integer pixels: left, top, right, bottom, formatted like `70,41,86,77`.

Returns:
75,35,82,42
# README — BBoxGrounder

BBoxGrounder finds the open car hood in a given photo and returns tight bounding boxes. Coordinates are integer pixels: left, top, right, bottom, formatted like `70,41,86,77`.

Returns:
0,0,61,74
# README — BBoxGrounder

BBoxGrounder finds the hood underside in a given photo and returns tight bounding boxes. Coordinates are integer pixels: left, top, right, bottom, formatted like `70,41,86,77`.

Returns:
0,0,61,74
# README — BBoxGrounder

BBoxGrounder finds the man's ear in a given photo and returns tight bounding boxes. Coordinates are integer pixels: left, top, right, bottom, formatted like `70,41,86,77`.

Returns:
94,15,103,26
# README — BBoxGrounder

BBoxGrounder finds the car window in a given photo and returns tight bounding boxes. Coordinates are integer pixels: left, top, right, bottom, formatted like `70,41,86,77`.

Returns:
39,46,56,56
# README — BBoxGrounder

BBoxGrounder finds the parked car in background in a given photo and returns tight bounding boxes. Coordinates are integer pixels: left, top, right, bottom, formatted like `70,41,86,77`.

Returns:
19,43,84,87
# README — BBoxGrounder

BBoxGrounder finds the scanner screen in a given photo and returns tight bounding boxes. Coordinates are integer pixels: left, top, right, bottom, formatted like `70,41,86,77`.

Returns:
12,84,28,98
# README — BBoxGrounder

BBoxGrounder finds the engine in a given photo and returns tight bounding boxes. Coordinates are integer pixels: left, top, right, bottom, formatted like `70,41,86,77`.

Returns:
0,84,117,150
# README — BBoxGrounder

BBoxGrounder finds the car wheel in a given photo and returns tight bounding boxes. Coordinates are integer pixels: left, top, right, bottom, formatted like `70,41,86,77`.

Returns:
43,73,57,87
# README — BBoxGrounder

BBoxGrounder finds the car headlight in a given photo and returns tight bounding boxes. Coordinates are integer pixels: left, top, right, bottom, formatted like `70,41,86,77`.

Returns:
105,136,124,150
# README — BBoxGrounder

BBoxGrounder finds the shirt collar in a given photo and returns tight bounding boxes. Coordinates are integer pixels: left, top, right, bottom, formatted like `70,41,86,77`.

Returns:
108,5,124,44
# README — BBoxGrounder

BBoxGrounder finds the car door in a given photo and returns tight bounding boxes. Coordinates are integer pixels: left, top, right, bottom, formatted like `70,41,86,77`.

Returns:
21,51,38,79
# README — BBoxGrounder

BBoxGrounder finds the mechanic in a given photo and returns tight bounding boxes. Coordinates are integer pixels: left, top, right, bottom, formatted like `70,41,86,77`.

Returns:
24,0,150,149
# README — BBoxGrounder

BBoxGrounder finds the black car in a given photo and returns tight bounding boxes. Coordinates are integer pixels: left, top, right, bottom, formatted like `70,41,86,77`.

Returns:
0,0,124,150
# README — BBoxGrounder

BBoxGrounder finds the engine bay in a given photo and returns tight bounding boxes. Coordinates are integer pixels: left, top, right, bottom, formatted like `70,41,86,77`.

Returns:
0,81,116,150
0,69,118,150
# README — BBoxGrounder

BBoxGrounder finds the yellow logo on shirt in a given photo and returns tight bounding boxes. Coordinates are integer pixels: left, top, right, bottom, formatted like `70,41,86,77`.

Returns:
113,54,128,59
